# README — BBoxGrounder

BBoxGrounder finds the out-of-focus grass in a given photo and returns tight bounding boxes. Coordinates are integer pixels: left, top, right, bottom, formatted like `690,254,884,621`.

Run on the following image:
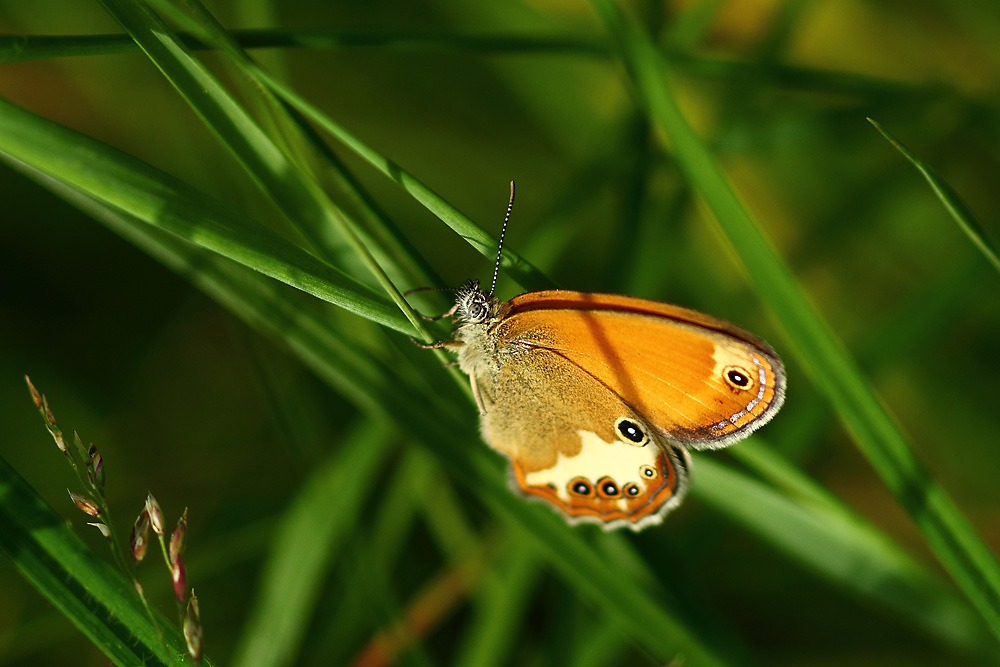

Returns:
1,1,999,665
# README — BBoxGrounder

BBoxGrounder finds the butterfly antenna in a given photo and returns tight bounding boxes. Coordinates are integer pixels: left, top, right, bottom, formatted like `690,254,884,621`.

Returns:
489,180,515,297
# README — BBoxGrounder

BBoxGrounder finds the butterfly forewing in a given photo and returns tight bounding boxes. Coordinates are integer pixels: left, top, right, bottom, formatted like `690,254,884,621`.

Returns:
501,291,786,449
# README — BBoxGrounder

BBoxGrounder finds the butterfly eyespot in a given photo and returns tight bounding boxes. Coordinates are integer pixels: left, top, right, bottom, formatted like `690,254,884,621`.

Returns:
723,366,753,390
624,483,641,497
639,464,657,479
596,477,620,498
569,478,593,497
614,417,649,446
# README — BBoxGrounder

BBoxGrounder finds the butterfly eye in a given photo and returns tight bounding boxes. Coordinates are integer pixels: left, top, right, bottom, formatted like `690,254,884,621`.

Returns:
639,464,657,480
469,302,487,320
596,477,621,498
623,483,641,497
569,478,593,497
614,417,649,446
723,366,754,390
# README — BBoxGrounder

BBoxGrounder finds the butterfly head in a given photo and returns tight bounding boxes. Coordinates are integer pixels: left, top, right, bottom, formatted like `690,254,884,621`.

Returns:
455,280,498,324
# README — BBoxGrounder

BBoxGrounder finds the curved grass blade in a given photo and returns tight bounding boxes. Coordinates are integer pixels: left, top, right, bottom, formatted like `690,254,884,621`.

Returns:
154,0,449,304
868,117,1000,275
98,0,443,346
694,455,992,655
253,68,554,293
324,449,435,664
0,94,411,336
2,29,979,117
0,30,607,65
126,8,553,292
590,0,1000,643
0,455,208,667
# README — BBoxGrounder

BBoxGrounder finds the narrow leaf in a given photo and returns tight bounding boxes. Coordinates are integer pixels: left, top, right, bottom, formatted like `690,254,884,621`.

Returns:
869,117,1000,275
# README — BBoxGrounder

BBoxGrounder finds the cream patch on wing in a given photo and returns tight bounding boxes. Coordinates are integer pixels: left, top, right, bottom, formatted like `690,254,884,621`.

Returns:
524,429,660,505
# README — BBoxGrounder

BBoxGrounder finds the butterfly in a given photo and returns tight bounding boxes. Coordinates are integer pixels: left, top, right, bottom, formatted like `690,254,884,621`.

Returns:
423,184,785,531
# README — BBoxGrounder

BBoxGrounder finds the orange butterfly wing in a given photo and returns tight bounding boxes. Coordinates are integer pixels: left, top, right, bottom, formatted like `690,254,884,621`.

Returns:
474,336,690,530
499,290,786,449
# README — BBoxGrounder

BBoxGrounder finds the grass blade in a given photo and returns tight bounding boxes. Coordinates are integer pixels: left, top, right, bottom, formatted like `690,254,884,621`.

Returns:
0,30,607,65
590,0,1000,642
99,0,444,344
694,454,991,654
0,94,411,335
134,19,553,292
868,117,1000,275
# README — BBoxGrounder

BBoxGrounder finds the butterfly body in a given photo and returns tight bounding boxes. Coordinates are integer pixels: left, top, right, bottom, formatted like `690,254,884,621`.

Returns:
446,280,784,531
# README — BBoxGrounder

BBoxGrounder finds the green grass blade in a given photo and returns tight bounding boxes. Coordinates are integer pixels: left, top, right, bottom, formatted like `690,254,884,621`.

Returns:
591,0,1000,642
730,442,843,513
0,455,207,667
158,1,448,299
489,502,732,666
694,455,991,654
99,0,336,262
231,421,393,667
1,29,977,117
0,30,607,65
254,69,554,292
868,118,1000,275
0,94,411,335
98,0,444,344
101,0,551,293
321,450,433,664
164,39,553,291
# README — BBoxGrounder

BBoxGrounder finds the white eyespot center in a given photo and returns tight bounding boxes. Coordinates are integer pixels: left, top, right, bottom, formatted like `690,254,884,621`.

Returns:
613,416,649,446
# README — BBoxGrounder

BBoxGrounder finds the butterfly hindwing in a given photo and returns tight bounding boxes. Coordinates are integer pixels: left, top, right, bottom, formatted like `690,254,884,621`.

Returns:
474,341,689,530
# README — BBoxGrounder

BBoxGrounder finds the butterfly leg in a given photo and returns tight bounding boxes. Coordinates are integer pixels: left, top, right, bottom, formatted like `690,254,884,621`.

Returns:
420,303,459,322
410,338,462,350
470,374,487,416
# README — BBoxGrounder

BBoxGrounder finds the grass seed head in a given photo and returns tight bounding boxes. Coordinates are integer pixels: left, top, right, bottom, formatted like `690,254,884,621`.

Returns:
68,489,100,517
131,510,151,562
183,590,203,661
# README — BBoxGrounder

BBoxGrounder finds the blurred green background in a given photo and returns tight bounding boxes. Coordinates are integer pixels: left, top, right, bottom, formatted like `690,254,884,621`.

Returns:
1,0,999,665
